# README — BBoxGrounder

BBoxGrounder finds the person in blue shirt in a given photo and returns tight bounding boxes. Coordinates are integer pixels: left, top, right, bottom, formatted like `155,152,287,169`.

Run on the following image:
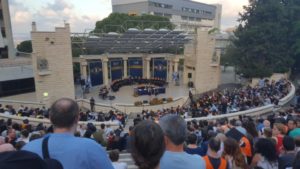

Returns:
159,114,206,169
23,98,114,169
185,133,203,156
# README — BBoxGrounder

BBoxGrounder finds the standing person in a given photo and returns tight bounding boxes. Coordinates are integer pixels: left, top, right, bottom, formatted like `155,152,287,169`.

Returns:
130,121,165,169
90,97,95,112
203,137,228,169
278,136,296,169
184,133,203,156
223,138,247,169
251,138,278,169
159,114,206,169
272,123,285,154
23,98,114,169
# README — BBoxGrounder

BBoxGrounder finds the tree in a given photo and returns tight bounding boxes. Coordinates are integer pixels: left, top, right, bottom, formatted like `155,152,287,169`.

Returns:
229,0,294,78
284,0,300,74
94,13,175,33
17,40,32,53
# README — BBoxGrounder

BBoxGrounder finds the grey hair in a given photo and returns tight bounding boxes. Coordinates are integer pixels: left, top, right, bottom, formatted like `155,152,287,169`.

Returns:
159,114,187,145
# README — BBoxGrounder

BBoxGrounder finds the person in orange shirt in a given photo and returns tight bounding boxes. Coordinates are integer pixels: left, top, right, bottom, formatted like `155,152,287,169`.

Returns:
203,137,228,169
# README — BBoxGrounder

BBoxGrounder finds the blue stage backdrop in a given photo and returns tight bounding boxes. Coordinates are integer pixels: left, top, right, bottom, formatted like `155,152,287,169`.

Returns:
153,58,167,80
128,58,143,78
89,61,103,86
110,59,123,81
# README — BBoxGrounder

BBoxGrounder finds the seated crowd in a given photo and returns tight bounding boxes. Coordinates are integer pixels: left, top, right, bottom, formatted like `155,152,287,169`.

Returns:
0,103,126,124
110,77,167,92
189,78,291,117
0,96,299,169
0,78,298,169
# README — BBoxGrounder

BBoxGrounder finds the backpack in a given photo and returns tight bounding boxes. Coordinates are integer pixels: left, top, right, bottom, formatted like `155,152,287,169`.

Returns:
41,135,64,169
0,150,63,169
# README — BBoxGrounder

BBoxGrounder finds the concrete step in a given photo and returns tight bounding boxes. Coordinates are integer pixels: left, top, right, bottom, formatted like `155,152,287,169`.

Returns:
110,152,138,169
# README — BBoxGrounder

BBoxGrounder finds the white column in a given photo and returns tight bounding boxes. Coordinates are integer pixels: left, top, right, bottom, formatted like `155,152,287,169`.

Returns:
123,57,128,78
145,58,151,79
80,61,88,80
102,58,109,86
174,58,179,73
169,60,173,82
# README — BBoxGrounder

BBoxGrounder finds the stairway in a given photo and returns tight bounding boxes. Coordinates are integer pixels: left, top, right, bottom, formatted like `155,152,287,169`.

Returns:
118,152,137,169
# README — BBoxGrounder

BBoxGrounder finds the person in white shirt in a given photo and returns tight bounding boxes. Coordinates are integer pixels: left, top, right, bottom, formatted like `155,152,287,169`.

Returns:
109,150,127,169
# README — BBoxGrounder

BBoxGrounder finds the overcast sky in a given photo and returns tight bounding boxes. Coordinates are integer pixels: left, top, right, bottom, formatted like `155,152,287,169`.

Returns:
9,0,249,44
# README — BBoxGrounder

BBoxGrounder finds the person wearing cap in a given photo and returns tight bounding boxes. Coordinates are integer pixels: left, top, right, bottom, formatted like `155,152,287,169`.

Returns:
23,98,114,169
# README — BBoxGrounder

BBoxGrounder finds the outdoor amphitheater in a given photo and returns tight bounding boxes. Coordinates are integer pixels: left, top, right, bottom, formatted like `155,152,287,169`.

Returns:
1,0,300,169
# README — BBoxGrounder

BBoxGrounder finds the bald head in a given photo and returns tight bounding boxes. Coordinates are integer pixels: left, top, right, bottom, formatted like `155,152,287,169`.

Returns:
50,98,79,128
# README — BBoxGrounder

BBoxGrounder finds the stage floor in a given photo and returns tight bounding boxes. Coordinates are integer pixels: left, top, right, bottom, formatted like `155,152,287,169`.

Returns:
75,81,189,105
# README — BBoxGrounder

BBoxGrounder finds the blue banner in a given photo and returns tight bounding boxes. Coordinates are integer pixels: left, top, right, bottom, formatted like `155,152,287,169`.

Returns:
128,58,143,78
110,59,123,81
153,58,167,80
89,61,103,86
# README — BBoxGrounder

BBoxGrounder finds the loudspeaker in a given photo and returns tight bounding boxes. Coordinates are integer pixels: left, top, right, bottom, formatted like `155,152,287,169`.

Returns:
188,73,192,78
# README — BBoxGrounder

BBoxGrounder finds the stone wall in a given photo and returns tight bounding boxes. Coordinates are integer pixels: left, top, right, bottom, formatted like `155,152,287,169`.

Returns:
184,28,221,94
31,23,75,106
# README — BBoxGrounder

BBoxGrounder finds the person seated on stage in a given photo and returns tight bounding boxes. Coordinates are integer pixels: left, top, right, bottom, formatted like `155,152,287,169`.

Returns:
99,86,109,99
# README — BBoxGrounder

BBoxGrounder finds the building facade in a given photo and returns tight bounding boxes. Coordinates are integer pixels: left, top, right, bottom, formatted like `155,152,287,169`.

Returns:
112,0,222,31
0,0,15,59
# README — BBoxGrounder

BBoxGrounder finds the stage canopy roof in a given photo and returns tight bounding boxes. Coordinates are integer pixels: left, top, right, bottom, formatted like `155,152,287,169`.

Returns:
75,28,192,53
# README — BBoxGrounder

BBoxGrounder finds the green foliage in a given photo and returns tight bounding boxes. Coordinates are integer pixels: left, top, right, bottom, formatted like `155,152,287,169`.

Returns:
17,40,32,53
228,0,299,78
94,13,175,33
208,27,219,34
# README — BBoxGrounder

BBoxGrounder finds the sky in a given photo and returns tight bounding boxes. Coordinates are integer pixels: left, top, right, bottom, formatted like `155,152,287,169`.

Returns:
9,0,249,44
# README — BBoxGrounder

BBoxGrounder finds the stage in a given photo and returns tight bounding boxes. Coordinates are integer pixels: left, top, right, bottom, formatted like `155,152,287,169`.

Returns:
75,80,189,105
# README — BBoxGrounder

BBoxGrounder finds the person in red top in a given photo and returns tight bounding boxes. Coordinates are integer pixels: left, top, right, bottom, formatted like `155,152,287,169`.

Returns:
203,137,228,169
272,123,286,154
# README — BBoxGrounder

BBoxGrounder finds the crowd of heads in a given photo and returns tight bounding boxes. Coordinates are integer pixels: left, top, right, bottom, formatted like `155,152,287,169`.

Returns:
130,105,300,169
0,78,299,169
190,78,291,117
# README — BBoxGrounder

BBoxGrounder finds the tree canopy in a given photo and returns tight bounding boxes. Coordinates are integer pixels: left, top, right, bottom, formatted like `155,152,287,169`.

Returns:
227,0,300,78
16,40,32,53
94,13,175,33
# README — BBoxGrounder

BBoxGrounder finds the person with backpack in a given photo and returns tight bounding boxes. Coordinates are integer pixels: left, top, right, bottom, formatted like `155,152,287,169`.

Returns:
23,98,114,169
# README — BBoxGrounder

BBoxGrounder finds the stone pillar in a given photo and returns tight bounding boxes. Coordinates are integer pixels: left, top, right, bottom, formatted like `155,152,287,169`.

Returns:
169,60,173,81
145,58,151,79
102,58,109,86
174,58,179,73
123,57,128,78
80,61,88,80
32,22,37,32
31,23,75,104
2,0,15,58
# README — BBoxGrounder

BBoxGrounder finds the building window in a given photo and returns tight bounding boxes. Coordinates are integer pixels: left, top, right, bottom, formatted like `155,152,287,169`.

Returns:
154,12,163,16
182,7,212,16
189,17,195,21
149,1,172,9
164,13,172,18
1,27,5,37
181,16,188,20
